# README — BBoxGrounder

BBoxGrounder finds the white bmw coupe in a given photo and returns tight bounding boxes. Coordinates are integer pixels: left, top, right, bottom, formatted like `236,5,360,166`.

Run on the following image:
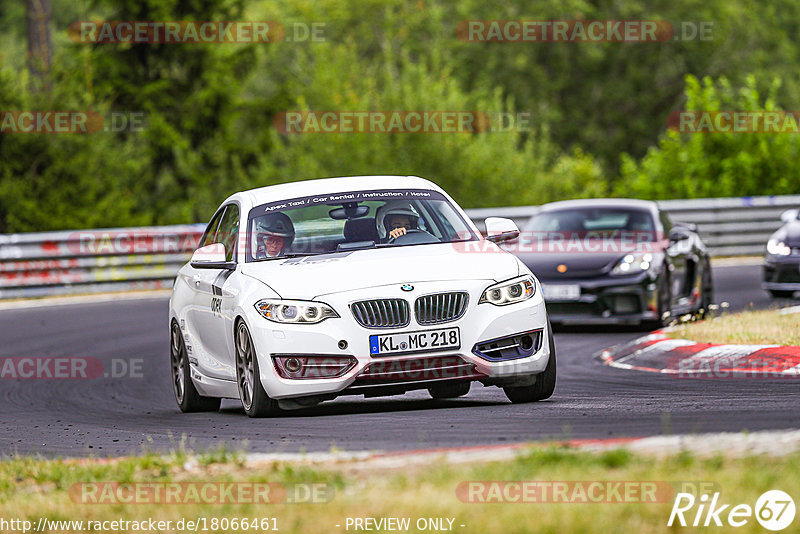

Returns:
169,175,555,417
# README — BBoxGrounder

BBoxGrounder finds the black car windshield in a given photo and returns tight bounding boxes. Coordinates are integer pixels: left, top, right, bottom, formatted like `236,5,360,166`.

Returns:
525,207,657,241
246,189,477,261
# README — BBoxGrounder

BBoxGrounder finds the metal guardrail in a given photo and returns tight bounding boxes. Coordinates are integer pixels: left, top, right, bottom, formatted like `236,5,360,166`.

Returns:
0,225,204,299
0,195,796,299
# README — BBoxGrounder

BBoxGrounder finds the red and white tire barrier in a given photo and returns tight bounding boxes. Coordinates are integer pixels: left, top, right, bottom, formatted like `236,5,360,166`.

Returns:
598,332,800,378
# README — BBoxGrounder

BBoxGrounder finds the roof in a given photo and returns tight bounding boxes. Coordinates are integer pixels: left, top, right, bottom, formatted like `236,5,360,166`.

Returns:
227,175,442,208
538,198,659,212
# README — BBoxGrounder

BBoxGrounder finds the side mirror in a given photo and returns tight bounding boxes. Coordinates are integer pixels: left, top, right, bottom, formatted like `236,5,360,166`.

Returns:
669,228,691,243
190,243,235,270
485,217,520,243
780,209,799,223
673,221,698,233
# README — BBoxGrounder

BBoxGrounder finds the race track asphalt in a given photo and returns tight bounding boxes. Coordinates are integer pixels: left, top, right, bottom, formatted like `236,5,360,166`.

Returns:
0,263,797,457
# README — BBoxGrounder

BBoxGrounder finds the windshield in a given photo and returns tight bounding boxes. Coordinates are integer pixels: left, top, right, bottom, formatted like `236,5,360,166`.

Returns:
246,189,477,261
525,207,657,241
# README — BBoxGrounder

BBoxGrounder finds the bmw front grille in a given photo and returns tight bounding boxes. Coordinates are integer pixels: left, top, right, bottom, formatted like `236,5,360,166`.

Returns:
351,298,410,328
414,291,469,325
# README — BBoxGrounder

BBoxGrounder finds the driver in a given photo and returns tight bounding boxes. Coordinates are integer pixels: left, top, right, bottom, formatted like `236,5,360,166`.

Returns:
381,205,421,240
253,213,295,259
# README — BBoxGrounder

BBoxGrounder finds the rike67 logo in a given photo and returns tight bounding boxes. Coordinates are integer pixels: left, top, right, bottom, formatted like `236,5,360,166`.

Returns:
668,490,796,531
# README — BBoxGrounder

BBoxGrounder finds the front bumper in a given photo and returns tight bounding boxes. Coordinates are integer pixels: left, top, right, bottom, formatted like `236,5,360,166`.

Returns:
245,279,551,399
763,256,800,290
540,272,660,325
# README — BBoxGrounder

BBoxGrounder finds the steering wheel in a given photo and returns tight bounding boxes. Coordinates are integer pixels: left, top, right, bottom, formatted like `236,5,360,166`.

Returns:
387,229,438,245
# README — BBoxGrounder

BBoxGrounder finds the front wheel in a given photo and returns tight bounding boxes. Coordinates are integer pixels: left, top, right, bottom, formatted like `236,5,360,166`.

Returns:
698,259,714,317
503,321,556,403
170,321,221,413
235,320,280,418
643,272,672,330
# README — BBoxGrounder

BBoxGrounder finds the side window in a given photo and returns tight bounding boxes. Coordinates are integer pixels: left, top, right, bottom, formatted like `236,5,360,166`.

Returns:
199,209,225,249
216,205,240,262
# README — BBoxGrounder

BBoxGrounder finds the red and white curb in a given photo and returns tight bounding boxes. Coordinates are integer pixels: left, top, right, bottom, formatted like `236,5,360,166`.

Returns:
244,439,637,470
241,430,800,468
66,430,800,469
597,331,800,378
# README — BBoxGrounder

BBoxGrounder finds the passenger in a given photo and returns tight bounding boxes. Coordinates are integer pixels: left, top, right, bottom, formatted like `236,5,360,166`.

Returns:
253,213,295,258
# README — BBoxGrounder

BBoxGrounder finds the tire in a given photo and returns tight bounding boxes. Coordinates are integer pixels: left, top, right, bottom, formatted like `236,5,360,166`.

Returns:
170,321,221,413
643,272,671,330
503,320,556,403
428,381,471,399
234,320,280,418
769,290,796,299
698,259,714,317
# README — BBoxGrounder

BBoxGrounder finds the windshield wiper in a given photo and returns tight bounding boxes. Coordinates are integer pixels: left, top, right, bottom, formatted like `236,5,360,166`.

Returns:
337,241,376,252
282,252,324,258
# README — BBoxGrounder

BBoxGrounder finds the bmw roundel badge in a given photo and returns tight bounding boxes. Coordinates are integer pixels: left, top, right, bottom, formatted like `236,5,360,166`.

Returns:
401,284,414,292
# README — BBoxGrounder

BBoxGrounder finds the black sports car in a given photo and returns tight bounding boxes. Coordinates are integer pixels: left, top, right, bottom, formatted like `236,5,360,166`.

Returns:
762,208,800,298
512,199,713,326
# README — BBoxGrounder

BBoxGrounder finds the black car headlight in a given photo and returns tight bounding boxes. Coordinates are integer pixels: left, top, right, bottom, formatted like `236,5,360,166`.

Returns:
479,275,536,306
611,253,654,275
767,239,791,256
254,299,339,324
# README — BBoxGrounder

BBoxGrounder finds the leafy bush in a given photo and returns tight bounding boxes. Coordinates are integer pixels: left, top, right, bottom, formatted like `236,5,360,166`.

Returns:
4,0,800,231
617,75,800,199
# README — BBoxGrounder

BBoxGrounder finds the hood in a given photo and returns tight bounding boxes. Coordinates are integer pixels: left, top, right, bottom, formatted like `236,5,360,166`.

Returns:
240,243,519,299
516,251,631,279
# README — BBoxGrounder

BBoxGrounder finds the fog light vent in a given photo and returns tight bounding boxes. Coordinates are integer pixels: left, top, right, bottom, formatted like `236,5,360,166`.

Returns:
473,329,543,361
611,295,640,314
272,355,357,379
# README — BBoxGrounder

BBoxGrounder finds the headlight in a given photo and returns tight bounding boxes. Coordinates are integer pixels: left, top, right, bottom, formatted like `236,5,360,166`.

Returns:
254,299,339,324
767,239,791,256
479,275,536,306
611,253,654,275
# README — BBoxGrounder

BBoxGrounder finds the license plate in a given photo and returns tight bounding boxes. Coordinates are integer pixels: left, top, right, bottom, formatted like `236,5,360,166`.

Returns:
542,284,581,301
370,327,460,356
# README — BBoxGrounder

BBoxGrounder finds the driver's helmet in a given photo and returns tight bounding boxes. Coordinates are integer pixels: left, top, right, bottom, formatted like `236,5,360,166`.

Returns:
376,202,421,239
253,213,295,258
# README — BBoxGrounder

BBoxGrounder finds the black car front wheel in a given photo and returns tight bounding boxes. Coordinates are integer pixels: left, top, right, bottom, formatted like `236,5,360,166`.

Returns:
698,259,714,317
643,272,672,330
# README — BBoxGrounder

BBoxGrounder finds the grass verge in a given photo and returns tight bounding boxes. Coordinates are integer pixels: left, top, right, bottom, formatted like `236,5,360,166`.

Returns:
0,446,798,533
667,308,800,345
